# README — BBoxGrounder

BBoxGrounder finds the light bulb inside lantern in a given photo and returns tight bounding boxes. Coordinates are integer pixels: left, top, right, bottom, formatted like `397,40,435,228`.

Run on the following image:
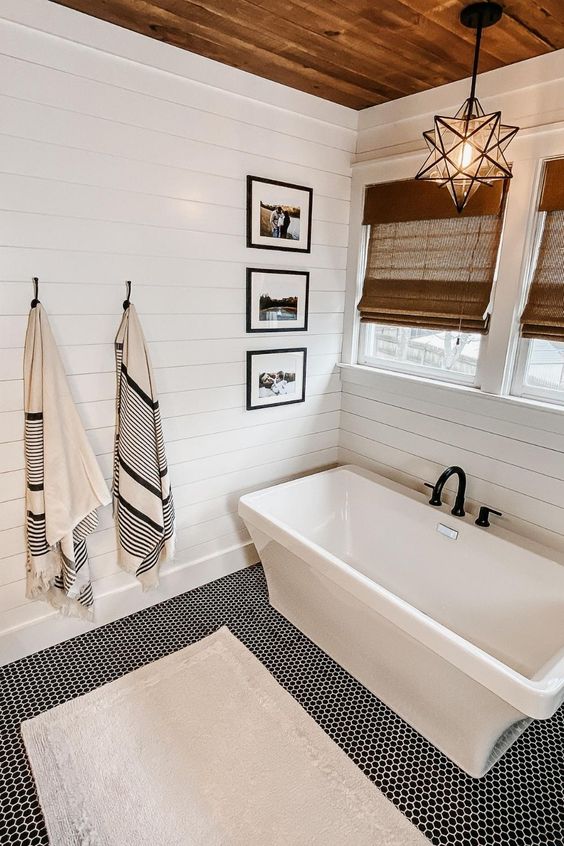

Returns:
460,141,474,169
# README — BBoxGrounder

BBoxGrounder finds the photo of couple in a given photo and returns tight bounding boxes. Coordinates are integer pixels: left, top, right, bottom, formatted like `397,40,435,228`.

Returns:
260,202,301,240
247,176,312,254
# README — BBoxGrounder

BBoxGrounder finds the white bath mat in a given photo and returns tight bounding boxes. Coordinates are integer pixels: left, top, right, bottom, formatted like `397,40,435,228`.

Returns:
22,627,428,845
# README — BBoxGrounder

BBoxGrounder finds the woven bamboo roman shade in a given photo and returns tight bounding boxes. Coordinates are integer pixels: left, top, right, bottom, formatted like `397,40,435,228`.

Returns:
358,179,506,334
520,159,564,341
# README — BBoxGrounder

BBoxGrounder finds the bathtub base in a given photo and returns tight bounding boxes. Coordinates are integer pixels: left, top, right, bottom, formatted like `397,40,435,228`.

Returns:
253,532,531,779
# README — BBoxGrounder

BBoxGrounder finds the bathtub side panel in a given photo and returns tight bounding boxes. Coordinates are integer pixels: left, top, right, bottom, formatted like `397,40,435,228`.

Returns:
252,530,530,778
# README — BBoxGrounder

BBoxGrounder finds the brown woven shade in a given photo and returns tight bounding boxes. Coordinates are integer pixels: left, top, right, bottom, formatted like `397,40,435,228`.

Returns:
520,209,564,340
363,178,506,225
539,159,564,212
358,211,504,334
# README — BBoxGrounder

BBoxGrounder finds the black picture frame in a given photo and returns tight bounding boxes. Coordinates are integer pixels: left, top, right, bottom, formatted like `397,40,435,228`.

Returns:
246,175,313,253
246,268,310,334
246,348,307,411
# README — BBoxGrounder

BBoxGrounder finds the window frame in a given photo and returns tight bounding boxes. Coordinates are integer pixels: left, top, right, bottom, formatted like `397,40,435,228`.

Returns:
358,320,486,387
512,338,564,406
510,201,564,406
341,152,563,415
354,221,491,388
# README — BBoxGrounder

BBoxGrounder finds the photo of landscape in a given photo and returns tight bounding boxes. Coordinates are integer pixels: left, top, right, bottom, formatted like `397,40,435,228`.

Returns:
259,293,298,321
247,269,309,333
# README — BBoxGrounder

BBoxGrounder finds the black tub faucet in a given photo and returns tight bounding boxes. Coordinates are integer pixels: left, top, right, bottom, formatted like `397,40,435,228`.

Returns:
425,466,467,517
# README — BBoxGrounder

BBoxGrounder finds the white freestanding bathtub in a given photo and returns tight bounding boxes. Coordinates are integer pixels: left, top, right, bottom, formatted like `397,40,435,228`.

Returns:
239,465,564,778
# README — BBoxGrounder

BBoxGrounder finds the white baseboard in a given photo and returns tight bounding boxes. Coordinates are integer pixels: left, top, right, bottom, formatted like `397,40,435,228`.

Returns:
0,541,259,666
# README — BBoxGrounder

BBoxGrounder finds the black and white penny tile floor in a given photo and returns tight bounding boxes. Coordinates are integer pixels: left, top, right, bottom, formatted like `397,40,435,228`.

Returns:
0,564,562,846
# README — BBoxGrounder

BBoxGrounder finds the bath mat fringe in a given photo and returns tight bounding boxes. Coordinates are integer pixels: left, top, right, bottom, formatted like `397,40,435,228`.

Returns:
23,305,111,619
113,303,175,589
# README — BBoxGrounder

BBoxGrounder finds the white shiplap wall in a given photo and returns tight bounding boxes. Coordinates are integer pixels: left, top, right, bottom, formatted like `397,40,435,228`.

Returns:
0,0,356,646
340,49,564,557
339,367,564,555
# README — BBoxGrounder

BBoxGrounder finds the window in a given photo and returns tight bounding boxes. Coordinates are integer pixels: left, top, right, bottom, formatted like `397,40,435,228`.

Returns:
512,160,564,405
356,178,506,386
359,324,482,385
513,339,564,404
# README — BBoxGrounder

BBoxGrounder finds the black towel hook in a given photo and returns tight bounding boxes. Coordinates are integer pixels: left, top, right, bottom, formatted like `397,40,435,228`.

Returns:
123,280,132,310
31,277,40,309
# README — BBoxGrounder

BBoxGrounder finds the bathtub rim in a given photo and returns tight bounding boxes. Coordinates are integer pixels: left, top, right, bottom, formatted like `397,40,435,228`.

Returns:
239,464,564,720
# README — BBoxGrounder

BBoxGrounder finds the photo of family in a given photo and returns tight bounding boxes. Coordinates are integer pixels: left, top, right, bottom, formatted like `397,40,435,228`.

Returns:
258,369,297,398
260,203,300,241
246,269,309,333
247,176,313,253
246,348,307,410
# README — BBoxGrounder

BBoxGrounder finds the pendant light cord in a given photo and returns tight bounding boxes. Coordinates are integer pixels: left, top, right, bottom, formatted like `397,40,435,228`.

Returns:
468,12,483,106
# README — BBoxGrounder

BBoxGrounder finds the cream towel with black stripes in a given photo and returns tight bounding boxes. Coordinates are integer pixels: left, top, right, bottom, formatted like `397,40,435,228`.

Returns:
113,304,175,589
24,305,111,620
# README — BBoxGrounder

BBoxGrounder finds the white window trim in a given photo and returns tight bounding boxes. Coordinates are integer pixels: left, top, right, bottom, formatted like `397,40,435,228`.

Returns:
512,339,564,406
341,146,563,414
510,203,564,406
357,323,482,387
355,218,491,389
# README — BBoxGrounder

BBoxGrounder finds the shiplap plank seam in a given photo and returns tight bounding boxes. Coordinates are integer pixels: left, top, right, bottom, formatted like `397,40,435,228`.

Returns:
340,399,564,478
341,384,564,451
338,431,564,537
0,7,349,635
339,419,564,510
337,447,564,553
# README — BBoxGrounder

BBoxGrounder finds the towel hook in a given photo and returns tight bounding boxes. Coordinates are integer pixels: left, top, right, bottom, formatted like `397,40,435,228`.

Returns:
123,280,132,310
31,277,40,309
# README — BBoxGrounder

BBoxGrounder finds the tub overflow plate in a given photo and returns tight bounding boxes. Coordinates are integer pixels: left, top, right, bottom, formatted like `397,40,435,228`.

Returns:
436,523,459,540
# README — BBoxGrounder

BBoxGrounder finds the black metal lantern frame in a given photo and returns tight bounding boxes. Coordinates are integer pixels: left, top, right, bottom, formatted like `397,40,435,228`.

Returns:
416,2,519,213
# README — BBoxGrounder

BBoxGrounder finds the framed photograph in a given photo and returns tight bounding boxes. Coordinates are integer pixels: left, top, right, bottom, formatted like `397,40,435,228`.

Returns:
246,175,313,253
246,348,307,411
246,268,309,333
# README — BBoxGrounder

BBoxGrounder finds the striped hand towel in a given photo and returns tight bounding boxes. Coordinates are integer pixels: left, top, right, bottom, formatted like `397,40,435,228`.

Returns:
113,304,175,589
24,305,111,620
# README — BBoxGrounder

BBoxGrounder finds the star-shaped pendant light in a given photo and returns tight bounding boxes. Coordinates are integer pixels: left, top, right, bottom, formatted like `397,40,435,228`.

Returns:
416,2,518,213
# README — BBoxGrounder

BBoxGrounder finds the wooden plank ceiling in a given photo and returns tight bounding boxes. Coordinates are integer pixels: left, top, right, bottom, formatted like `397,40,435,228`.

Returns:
50,1,564,109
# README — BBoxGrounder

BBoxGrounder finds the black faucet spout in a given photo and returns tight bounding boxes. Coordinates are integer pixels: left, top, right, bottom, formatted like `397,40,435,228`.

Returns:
428,466,466,517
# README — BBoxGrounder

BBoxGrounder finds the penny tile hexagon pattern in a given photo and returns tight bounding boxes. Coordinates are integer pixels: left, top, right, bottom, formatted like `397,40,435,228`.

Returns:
0,564,563,846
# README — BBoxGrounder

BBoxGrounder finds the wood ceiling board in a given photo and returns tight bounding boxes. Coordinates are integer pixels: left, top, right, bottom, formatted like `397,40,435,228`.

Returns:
49,0,564,108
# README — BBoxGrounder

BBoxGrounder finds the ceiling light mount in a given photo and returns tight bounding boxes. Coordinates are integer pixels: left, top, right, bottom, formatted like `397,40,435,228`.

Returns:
415,1,518,214
460,2,503,30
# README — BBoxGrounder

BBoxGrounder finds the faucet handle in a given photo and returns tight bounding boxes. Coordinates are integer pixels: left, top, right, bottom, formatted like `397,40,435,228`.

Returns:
424,482,442,507
475,506,502,528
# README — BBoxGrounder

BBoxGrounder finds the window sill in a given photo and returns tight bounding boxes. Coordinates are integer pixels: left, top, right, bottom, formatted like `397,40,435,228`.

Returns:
337,362,564,432
358,354,477,388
